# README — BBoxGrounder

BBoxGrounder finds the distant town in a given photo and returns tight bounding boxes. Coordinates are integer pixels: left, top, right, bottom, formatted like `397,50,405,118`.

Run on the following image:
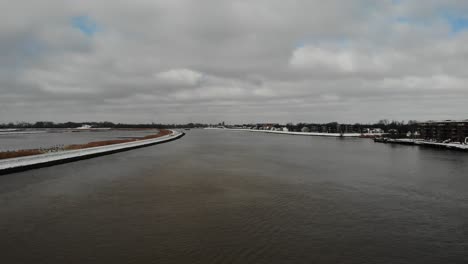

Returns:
211,120,468,144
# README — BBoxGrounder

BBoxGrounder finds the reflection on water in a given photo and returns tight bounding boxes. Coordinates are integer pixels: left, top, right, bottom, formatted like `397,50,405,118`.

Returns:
0,129,467,264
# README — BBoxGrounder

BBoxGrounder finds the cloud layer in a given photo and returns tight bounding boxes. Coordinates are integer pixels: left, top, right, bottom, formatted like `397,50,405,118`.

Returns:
1,0,468,123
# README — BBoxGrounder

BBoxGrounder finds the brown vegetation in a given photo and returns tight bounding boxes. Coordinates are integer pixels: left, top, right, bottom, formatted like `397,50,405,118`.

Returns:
113,128,155,131
141,129,172,139
63,129,172,150
0,129,172,160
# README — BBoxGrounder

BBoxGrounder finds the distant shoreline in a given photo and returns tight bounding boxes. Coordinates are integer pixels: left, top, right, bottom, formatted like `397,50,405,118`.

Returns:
207,127,468,151
374,138,468,151
205,127,363,138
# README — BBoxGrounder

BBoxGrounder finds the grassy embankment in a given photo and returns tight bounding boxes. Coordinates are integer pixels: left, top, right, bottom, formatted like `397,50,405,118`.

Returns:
0,129,171,160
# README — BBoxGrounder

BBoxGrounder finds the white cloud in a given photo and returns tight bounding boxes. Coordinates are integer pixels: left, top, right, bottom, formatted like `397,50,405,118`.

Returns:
290,46,356,73
289,45,406,75
156,69,203,86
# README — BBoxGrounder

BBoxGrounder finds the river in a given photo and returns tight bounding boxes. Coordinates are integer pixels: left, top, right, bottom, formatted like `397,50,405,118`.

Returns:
0,129,467,263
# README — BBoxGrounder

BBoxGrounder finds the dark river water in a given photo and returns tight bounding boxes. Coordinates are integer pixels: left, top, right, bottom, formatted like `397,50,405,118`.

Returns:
1,129,467,264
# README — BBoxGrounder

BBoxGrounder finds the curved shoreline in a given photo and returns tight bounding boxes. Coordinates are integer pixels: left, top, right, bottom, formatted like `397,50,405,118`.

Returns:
0,130,185,175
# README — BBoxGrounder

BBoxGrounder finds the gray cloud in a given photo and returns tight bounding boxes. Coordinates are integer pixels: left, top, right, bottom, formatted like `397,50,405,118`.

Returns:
1,0,468,124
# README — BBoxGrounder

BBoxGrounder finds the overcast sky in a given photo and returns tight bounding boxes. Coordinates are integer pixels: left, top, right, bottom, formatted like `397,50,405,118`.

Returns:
1,0,468,124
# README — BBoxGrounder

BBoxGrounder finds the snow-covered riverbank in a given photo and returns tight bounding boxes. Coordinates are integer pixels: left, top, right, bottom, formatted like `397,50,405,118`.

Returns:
416,141,468,150
206,128,361,137
0,130,184,175
374,138,468,151
0,130,47,135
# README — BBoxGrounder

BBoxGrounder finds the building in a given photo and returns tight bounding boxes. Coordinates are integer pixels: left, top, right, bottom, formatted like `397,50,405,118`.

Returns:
255,123,279,130
363,128,384,134
418,120,468,143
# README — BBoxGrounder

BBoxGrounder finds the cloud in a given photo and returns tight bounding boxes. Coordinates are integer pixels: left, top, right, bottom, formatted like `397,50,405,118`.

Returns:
156,69,203,86
289,46,394,74
1,0,468,124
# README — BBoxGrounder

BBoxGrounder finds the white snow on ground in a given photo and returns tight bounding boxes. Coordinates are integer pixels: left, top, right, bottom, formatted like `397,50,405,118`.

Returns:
416,141,468,150
0,130,183,171
383,138,468,150
386,138,417,143
209,128,361,137
0,130,47,135
250,130,361,137
210,128,468,150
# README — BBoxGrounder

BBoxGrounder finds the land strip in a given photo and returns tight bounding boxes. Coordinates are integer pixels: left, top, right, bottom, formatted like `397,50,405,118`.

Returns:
0,130,184,175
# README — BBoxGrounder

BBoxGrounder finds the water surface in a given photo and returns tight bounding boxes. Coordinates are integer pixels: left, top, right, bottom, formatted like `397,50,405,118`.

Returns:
0,129,467,263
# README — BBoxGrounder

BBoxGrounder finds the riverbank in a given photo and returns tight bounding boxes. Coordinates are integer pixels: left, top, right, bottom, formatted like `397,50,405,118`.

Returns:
0,129,173,160
0,130,184,175
374,138,468,151
206,128,362,137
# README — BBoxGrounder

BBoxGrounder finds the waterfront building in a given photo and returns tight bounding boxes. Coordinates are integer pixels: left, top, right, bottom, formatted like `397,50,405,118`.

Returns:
256,123,279,130
418,120,468,143
364,128,384,134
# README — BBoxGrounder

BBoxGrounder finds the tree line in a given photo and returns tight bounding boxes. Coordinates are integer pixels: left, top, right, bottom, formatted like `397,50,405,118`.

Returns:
0,121,209,129
0,119,420,134
235,119,420,134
